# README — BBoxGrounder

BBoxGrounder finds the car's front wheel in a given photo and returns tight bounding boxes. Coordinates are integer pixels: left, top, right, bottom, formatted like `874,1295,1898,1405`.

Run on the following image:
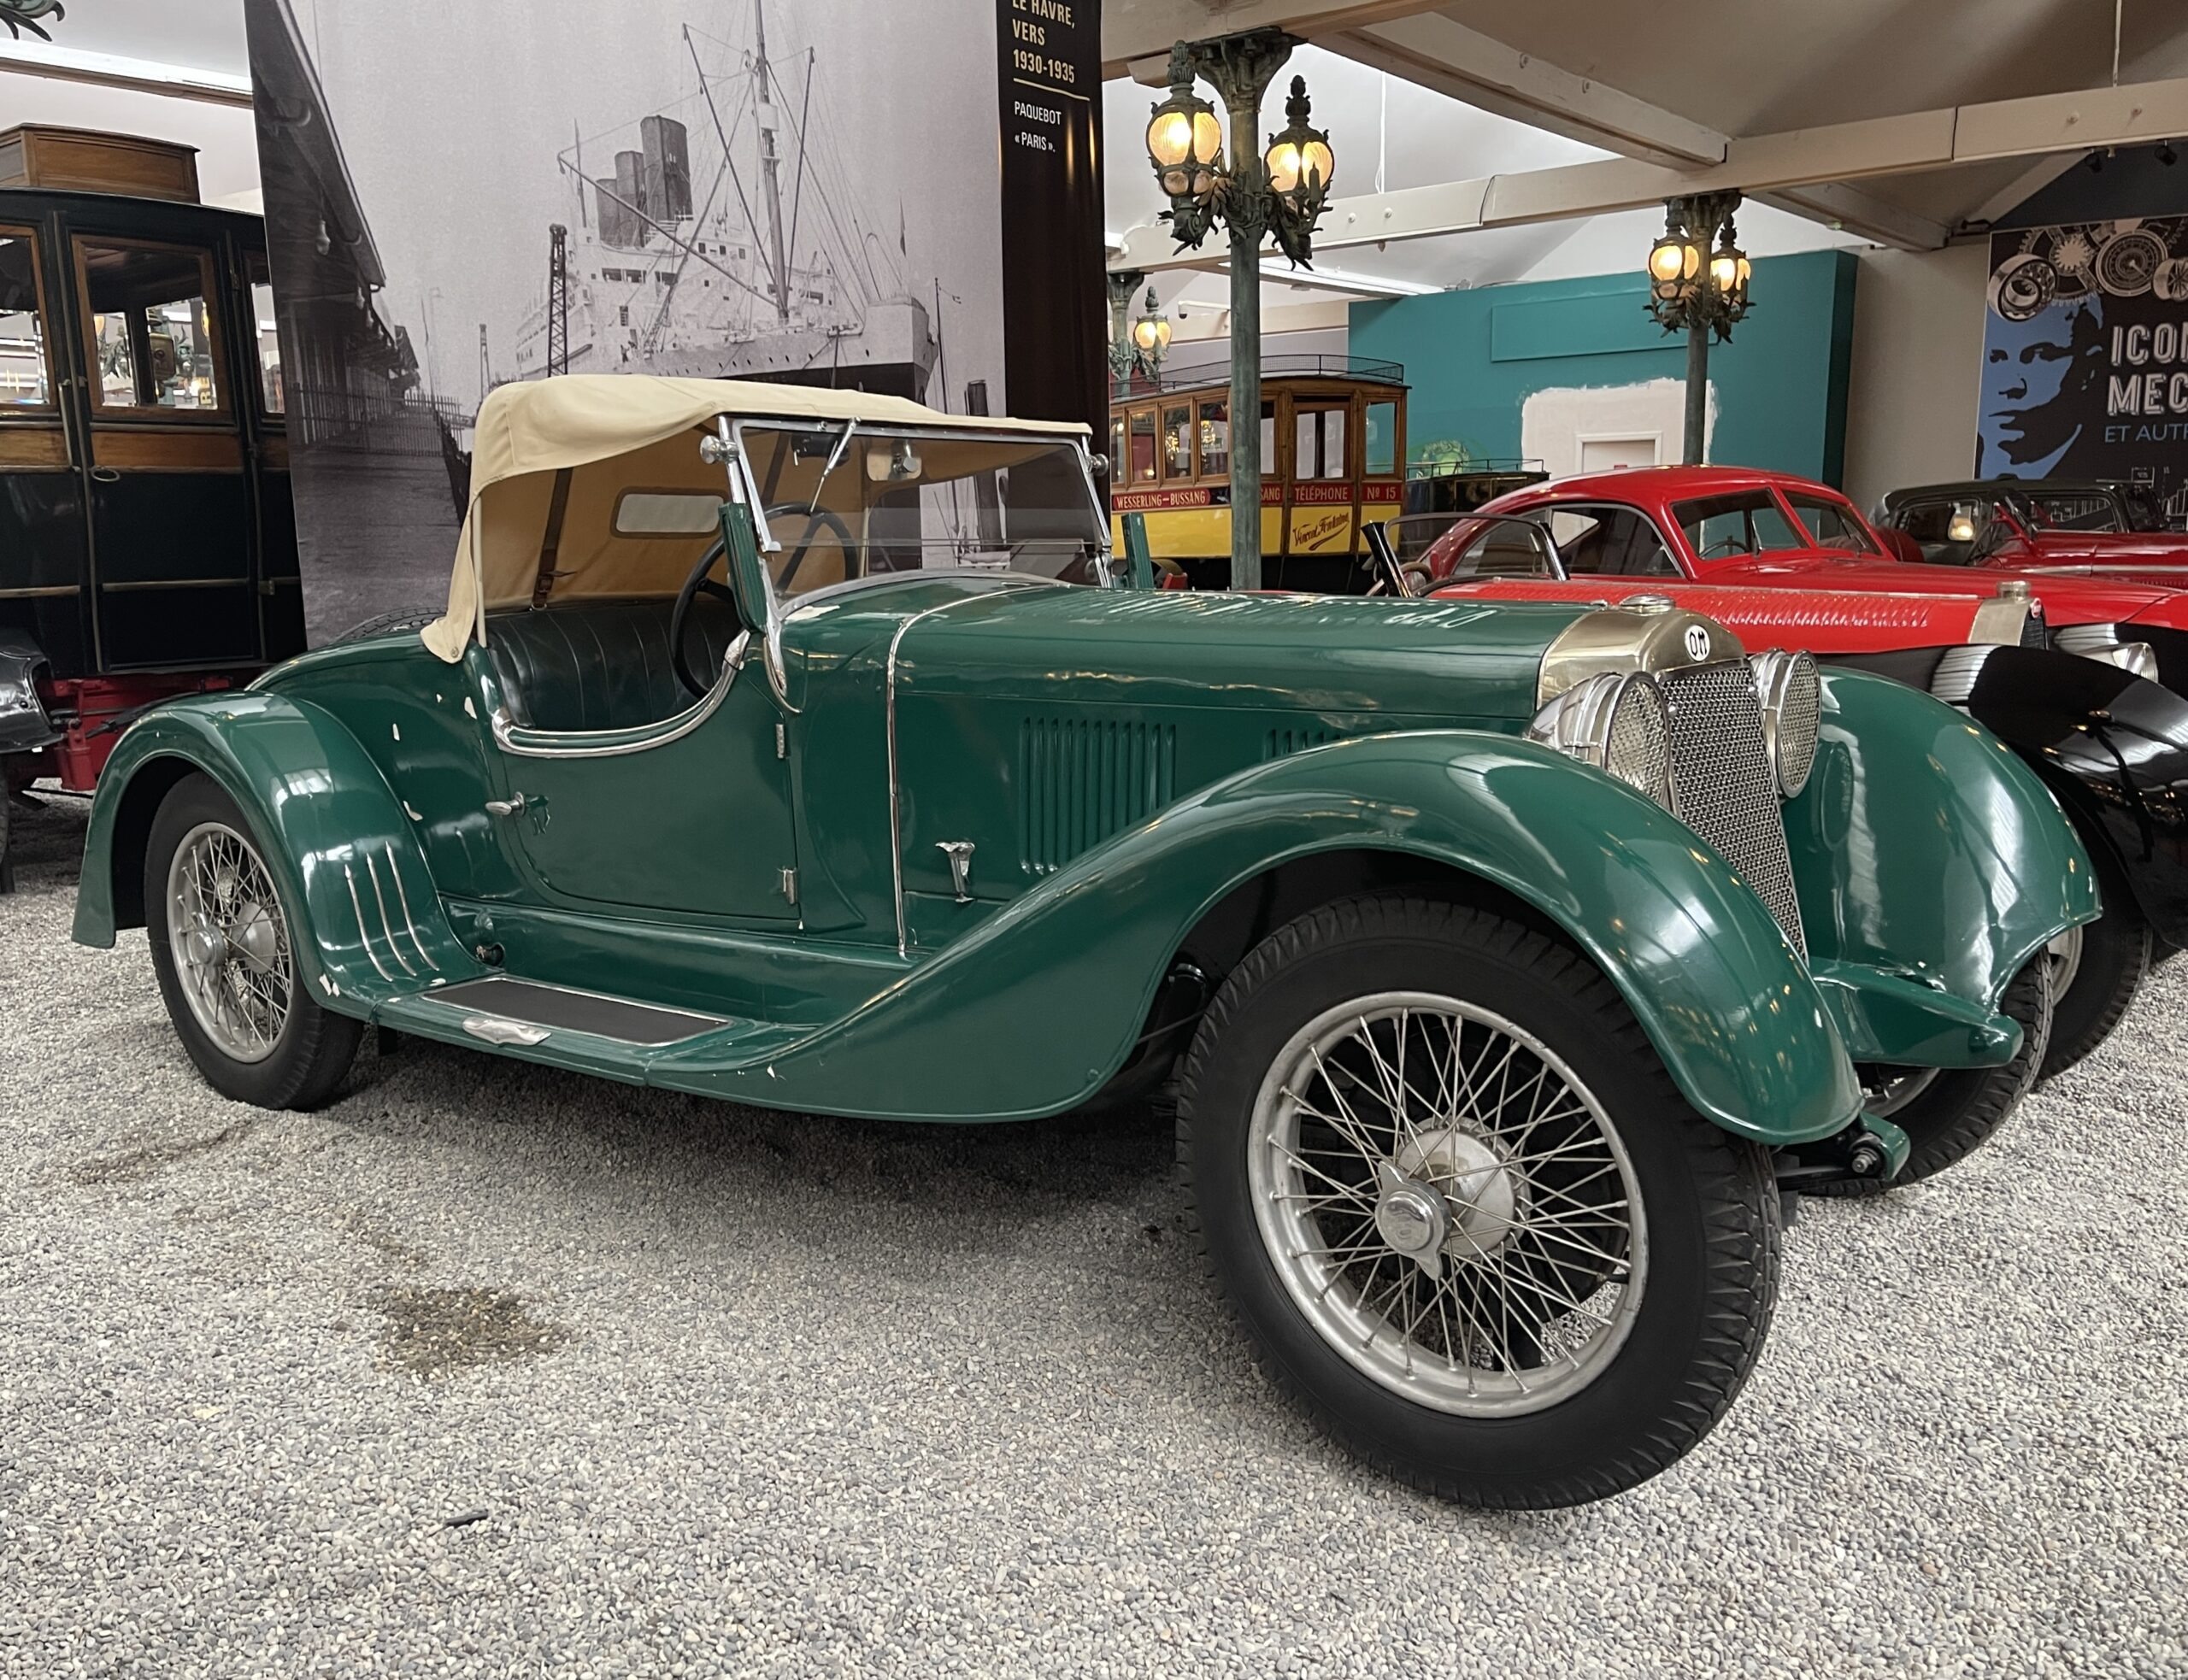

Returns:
2040,849,2150,1081
1176,895,1781,1509
145,773,362,1109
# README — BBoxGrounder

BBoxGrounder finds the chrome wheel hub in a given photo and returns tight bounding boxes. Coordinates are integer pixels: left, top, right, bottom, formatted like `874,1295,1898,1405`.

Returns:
1371,1161,1450,1274
1248,994,1646,1419
166,821,292,1064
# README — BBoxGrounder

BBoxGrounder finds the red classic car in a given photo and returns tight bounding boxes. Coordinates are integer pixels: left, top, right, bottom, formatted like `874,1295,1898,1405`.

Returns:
1368,486,2188,1123
1412,466,2188,697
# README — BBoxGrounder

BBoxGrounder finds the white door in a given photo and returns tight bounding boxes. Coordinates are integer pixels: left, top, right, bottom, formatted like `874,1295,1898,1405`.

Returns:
1579,434,1661,473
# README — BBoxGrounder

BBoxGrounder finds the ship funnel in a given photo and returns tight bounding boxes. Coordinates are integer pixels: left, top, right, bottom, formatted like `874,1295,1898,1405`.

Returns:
641,115,692,222
615,148,648,237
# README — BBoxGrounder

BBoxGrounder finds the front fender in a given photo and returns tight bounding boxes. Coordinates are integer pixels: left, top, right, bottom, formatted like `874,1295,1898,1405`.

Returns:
72,693,479,1007
666,731,1864,1143
1785,667,2098,1049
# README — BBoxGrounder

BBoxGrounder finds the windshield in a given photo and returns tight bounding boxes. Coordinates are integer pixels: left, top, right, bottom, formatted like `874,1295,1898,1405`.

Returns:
735,420,1107,590
1783,492,1879,554
1673,490,1806,560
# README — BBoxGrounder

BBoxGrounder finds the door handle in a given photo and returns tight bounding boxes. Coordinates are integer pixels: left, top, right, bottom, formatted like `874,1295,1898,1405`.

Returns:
89,466,121,483
485,793,530,816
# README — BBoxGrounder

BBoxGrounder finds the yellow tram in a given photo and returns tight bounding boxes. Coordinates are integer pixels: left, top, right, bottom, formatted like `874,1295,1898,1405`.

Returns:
1108,358,1405,592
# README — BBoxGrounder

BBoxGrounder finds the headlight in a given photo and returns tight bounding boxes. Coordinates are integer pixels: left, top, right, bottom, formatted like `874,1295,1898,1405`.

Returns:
2052,623,2160,681
1750,649,1820,798
1526,670,1673,809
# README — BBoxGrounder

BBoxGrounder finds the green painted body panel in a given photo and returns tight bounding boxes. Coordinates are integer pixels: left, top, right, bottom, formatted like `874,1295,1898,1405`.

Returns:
1786,668,2099,1060
69,567,2087,1151
70,692,485,1000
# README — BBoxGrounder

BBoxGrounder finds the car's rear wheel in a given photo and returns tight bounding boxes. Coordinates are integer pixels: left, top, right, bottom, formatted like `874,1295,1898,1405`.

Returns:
1175,894,1780,1509
1823,956,2053,1198
145,773,362,1109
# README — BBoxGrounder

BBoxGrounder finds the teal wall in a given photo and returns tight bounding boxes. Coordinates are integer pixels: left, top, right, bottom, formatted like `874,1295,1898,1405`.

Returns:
1350,249,1861,486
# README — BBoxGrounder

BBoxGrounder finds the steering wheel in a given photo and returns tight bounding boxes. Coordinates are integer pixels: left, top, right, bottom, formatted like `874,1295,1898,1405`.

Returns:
669,537,735,699
1697,536,1750,559
764,502,856,593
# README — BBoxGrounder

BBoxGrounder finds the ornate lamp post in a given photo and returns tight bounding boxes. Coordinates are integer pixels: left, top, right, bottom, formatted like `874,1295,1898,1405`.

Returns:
1145,32,1335,590
1131,288,1173,375
1646,191,1750,465
1,0,64,39
1106,272,1172,391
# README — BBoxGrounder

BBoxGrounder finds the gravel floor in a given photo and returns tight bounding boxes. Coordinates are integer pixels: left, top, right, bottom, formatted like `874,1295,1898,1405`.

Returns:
2,789,2183,1678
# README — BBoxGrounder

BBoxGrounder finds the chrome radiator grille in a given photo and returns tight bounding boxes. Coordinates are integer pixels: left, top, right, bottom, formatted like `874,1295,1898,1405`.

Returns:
1659,661,1807,955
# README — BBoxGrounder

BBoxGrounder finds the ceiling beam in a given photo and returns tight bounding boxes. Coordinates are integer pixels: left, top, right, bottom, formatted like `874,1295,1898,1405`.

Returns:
1114,72,2188,271
1328,15,1726,168
1101,0,1438,79
0,41,255,108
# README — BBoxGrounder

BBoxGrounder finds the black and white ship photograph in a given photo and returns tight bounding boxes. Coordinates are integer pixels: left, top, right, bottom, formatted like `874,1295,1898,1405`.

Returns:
245,0,1009,637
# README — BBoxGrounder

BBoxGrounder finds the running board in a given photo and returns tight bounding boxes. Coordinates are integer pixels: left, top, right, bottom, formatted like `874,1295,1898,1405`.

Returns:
421,976,727,1046
372,976,809,1087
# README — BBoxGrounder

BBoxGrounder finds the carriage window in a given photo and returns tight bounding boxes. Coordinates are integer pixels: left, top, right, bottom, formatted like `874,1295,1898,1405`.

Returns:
1128,409,1156,483
1295,403,1349,479
1108,416,1125,479
0,231,50,407
79,241,223,414
1363,400,1397,476
245,250,284,415
1162,403,1191,479
1197,399,1229,478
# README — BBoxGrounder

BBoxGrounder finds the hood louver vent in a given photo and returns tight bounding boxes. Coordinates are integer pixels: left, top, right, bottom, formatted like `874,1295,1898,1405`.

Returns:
1019,717,1177,875
1264,726,1338,761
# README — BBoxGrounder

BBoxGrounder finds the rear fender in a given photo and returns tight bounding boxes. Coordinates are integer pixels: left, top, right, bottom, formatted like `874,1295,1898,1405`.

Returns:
72,693,479,1008
1785,667,2099,1028
664,731,1865,1143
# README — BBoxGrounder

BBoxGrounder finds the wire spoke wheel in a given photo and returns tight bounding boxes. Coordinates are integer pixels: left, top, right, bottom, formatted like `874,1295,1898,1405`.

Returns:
165,820,293,1064
1248,992,1645,1417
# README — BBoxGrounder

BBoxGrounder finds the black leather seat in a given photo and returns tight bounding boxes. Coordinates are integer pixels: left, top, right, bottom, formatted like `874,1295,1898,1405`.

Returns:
485,596,744,734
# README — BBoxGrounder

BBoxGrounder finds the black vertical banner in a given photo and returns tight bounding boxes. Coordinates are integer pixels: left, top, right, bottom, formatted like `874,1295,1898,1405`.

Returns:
997,0,1106,435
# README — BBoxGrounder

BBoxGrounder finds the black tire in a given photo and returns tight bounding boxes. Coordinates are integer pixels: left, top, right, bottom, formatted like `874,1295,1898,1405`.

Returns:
1820,956,2054,1199
1175,894,1781,1509
0,774,13,895
2042,837,2150,1080
144,773,362,1109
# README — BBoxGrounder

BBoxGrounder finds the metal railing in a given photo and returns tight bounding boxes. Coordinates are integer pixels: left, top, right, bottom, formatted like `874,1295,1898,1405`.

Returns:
289,385,474,455
1111,354,1405,399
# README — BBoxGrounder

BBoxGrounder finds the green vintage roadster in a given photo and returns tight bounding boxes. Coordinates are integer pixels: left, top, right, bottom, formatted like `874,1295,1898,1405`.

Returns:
74,377,2096,1508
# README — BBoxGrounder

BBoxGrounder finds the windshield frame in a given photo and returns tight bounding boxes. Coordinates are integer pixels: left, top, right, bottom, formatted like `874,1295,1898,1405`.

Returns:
730,417,1113,586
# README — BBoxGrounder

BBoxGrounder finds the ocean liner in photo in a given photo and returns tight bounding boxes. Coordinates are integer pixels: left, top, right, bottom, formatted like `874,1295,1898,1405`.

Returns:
509,0,939,400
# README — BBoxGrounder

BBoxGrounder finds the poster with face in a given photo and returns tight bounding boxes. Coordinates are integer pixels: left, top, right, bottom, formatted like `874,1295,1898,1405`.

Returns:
1979,220,2188,514
243,0,1103,644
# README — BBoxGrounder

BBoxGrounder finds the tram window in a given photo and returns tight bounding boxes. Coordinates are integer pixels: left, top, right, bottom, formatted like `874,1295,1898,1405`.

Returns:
1128,410,1157,483
1363,401,1397,476
1295,403,1349,479
1109,417,1126,479
1162,403,1191,479
246,251,284,415
79,242,223,414
0,230,50,407
1198,400,1229,478
1261,405,1276,476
